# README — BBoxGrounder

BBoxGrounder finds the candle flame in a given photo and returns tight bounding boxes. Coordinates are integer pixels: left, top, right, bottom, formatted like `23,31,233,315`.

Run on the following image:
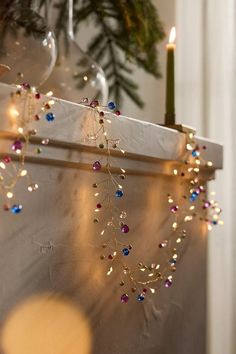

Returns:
169,27,176,44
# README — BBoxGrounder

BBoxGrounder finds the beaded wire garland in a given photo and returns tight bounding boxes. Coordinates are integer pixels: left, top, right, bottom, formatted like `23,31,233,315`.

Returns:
0,83,55,213
82,99,223,303
1,88,222,304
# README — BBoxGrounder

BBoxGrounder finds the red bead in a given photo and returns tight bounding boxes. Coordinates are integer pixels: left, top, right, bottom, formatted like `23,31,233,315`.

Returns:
35,93,41,99
108,254,113,260
45,103,50,109
3,156,11,163
34,114,40,121
115,110,121,116
96,203,102,209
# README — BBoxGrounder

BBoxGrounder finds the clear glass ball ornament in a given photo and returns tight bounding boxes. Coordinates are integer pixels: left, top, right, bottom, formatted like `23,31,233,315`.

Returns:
40,38,109,105
0,6,57,88
40,0,108,104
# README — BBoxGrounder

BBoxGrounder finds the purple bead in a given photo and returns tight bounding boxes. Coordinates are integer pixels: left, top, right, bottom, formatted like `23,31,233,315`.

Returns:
121,224,129,233
12,140,23,151
92,161,101,171
121,293,129,303
170,205,179,213
21,82,30,90
164,279,172,288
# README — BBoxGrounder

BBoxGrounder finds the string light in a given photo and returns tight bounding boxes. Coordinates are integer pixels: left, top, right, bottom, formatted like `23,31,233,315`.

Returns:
84,98,222,303
2,90,222,304
1,83,55,212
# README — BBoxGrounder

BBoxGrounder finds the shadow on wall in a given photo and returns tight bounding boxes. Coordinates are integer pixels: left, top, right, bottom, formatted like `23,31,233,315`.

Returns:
0,292,92,354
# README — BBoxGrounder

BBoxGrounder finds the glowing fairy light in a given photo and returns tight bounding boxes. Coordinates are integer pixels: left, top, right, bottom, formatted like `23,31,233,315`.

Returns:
9,105,19,118
186,143,193,151
172,221,178,230
20,169,27,176
107,267,113,276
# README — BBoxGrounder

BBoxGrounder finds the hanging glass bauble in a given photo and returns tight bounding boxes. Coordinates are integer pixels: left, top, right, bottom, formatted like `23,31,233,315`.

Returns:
0,5,57,88
40,0,108,104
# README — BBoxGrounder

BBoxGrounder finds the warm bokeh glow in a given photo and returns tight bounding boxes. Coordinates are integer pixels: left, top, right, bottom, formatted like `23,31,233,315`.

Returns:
1,293,92,354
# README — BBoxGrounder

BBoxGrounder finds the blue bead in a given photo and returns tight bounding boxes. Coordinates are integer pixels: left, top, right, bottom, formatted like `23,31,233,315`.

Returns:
192,150,199,157
190,192,198,201
137,294,145,302
115,189,124,198
11,204,22,214
122,248,130,256
45,112,55,122
169,258,177,264
108,101,116,110
212,220,218,225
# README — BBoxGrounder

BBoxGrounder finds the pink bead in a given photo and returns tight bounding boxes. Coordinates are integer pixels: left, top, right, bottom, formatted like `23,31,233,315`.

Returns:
170,205,179,213
92,161,101,171
12,140,23,151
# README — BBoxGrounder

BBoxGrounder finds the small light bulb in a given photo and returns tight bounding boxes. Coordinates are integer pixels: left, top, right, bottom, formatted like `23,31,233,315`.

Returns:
173,169,178,175
20,169,27,176
107,267,113,276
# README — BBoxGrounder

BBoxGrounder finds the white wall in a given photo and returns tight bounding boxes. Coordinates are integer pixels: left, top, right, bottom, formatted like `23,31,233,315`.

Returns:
78,0,175,124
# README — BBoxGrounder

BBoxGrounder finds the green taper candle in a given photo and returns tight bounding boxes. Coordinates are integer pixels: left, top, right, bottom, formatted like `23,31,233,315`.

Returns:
165,27,176,125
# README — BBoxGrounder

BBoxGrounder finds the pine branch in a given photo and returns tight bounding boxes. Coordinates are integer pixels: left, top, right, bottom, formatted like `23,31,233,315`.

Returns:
75,0,165,107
